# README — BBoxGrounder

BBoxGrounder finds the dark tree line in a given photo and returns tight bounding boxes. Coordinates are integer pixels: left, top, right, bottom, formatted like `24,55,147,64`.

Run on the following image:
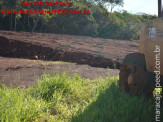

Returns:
0,0,156,40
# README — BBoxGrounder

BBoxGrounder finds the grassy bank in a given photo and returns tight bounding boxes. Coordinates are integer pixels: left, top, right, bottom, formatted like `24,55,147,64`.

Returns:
0,73,155,122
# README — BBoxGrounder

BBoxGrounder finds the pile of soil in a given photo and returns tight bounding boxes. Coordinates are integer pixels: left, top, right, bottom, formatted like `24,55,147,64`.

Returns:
0,31,138,68
0,30,138,87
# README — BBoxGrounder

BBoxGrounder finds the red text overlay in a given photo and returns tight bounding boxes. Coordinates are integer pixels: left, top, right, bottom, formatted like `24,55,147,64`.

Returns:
1,9,90,15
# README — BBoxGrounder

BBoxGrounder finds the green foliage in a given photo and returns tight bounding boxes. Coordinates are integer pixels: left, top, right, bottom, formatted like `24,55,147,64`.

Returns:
0,0,156,40
0,86,48,122
29,73,99,121
72,77,155,122
0,73,156,122
95,0,124,12
0,73,100,121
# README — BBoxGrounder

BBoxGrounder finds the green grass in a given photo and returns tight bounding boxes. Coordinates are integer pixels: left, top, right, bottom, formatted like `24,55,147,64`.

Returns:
72,78,155,122
0,73,155,122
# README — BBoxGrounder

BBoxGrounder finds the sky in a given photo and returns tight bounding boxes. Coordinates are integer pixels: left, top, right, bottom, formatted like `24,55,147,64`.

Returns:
114,0,158,15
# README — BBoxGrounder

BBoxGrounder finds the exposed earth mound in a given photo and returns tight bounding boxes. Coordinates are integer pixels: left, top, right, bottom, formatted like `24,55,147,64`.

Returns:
0,57,120,87
0,30,138,68
0,30,138,87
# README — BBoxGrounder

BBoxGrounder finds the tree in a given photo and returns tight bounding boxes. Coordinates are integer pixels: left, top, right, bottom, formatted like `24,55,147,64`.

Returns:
94,0,124,12
108,0,124,12
3,0,19,30
158,0,162,17
0,0,156,40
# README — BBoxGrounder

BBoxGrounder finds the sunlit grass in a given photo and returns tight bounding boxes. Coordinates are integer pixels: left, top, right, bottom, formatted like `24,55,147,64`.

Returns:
72,77,155,122
0,73,155,122
25,59,73,66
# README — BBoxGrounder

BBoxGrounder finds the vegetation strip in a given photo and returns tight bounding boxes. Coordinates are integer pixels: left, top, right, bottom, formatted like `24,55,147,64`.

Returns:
0,73,155,122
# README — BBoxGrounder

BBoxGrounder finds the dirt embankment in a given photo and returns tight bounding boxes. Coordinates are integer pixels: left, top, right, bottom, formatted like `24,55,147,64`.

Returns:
0,31,138,69
0,57,120,87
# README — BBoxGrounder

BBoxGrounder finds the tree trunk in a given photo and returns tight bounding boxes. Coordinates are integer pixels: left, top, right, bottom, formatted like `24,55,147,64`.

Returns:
40,22,43,33
10,13,13,30
32,17,39,32
111,4,115,12
22,14,25,31
27,14,31,29
14,14,16,31
158,0,162,17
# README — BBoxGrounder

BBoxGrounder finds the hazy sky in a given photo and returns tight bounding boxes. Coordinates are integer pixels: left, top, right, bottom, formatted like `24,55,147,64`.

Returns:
114,0,158,15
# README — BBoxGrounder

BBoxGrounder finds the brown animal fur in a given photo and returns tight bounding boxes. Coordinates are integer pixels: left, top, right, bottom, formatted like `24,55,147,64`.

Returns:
119,53,155,98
